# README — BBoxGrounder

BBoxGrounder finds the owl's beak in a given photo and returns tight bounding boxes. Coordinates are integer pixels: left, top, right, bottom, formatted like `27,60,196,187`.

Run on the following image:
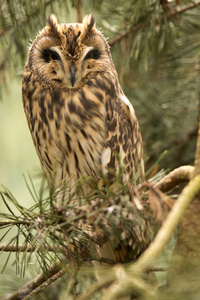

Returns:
69,63,76,87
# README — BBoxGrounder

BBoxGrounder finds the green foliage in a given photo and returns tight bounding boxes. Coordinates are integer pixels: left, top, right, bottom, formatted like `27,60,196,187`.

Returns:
0,172,154,275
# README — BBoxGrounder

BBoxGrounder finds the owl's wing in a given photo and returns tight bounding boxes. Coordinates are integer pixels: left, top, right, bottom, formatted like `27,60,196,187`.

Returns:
97,94,147,263
102,93,145,185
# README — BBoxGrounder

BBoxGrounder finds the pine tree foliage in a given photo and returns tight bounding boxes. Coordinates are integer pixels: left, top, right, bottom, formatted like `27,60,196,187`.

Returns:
0,169,170,299
1,0,200,299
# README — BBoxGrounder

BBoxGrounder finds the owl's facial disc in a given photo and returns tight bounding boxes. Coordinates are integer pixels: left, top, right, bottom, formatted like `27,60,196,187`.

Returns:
39,45,102,89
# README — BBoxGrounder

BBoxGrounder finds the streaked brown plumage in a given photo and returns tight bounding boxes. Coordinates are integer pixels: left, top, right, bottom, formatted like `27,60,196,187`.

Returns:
22,14,145,262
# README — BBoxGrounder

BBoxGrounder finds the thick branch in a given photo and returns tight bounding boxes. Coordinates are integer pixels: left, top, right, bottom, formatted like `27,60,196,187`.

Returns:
109,1,200,46
101,276,154,300
130,174,200,274
153,165,194,192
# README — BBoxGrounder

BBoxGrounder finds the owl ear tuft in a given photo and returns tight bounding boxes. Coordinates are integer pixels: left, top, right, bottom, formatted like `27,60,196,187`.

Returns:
78,14,96,44
46,14,65,41
46,14,59,31
82,14,96,31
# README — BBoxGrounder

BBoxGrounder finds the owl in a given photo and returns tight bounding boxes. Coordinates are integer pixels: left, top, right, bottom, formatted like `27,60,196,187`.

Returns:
22,14,145,262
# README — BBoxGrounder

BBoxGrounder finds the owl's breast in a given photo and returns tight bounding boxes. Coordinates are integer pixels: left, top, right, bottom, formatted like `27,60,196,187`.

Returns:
23,79,107,186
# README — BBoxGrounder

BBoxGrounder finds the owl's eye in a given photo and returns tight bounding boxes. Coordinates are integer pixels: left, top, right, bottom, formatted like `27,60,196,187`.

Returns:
84,49,100,60
42,49,60,63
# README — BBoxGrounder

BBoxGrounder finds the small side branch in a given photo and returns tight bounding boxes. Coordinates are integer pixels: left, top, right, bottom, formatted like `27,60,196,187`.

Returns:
109,1,200,46
4,264,63,300
0,243,66,253
22,268,66,300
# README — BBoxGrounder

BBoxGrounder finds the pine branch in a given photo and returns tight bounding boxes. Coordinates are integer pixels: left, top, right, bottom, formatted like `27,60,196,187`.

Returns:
109,1,200,46
153,165,194,193
0,243,66,253
76,276,115,300
22,268,66,300
4,264,63,300
101,273,154,300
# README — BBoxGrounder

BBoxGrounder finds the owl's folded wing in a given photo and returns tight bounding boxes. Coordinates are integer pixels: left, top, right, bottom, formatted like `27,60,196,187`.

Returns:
101,93,145,184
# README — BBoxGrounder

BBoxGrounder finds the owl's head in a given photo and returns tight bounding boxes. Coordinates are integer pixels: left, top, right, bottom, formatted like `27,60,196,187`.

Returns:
27,14,114,90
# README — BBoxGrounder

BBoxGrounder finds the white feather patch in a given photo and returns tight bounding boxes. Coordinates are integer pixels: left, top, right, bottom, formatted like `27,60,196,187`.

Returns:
119,94,136,121
101,147,111,175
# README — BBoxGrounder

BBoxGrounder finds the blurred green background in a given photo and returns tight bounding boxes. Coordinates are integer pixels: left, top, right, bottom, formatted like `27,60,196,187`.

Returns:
0,80,40,204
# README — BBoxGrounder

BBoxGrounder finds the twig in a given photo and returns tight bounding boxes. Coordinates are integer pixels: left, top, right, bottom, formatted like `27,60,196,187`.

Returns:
101,276,154,300
76,276,115,300
4,264,62,300
129,174,200,274
0,220,31,226
0,243,66,253
153,165,194,192
109,1,200,46
22,268,66,300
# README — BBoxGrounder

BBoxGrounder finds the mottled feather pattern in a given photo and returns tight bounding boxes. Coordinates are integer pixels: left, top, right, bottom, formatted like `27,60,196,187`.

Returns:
22,14,146,262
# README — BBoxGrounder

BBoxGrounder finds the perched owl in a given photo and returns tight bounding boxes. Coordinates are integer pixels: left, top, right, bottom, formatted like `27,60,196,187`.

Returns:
22,14,145,262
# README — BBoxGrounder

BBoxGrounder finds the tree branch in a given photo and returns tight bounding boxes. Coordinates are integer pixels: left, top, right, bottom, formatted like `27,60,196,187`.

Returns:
130,174,200,275
76,276,115,300
153,165,194,192
22,268,66,300
101,275,154,300
4,264,63,300
109,1,200,46
0,243,66,253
